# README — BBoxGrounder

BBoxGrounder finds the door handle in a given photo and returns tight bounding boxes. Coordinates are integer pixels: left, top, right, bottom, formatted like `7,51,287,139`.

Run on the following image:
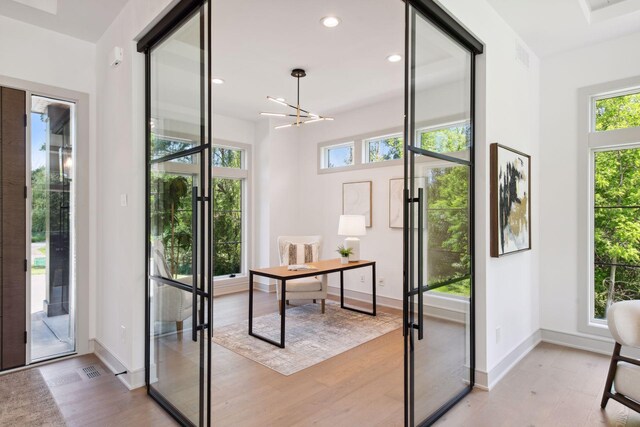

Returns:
417,188,424,340
191,186,198,342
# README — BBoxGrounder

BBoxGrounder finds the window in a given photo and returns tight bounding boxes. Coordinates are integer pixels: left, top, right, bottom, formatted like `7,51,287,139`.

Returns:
592,147,640,320
418,122,470,154
212,144,249,280
579,82,640,334
594,90,640,132
321,142,354,169
364,134,403,163
213,146,242,168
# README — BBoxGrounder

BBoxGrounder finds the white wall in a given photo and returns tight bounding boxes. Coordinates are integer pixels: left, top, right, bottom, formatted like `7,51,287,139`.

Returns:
0,15,96,357
539,32,640,338
297,96,404,299
95,0,259,387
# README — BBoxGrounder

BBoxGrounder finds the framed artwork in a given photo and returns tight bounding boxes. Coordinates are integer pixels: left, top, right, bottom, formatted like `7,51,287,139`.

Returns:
389,178,426,228
490,143,531,257
343,181,372,227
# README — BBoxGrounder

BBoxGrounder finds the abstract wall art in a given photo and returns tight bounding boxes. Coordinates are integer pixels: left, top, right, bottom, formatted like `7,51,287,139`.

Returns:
490,143,531,257
343,181,372,227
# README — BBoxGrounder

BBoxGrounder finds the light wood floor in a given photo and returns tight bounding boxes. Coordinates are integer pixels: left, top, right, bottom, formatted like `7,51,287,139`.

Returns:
18,292,640,426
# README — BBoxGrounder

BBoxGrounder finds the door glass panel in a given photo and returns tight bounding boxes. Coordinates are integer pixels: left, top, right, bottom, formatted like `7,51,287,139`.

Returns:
150,11,203,160
412,13,471,162
149,281,207,425
412,159,471,422
146,4,210,425
30,95,76,361
407,5,474,426
150,156,200,283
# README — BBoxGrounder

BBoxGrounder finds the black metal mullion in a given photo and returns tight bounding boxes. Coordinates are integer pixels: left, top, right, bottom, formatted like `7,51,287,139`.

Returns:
198,5,206,426
407,144,471,166
150,144,209,165
144,49,151,392
205,0,213,423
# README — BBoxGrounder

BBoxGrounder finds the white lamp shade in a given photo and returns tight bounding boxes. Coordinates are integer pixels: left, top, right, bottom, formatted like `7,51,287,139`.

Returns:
338,215,366,236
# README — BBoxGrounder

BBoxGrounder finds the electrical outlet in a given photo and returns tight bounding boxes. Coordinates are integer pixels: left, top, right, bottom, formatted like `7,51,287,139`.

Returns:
360,274,365,283
496,326,501,343
120,325,126,342
378,277,385,287
120,193,128,207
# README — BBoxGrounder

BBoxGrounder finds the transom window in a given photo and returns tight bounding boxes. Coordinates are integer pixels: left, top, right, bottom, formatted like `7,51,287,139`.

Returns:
321,142,354,169
364,134,403,163
593,89,640,132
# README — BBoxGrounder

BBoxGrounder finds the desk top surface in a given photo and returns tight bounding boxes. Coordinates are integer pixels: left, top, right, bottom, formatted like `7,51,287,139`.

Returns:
250,258,374,279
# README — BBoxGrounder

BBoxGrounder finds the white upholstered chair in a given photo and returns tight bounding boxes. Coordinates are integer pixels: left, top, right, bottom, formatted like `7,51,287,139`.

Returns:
276,235,328,314
152,240,193,332
601,300,640,413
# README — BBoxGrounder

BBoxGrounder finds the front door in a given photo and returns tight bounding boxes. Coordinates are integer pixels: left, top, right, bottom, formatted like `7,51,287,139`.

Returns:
403,1,482,425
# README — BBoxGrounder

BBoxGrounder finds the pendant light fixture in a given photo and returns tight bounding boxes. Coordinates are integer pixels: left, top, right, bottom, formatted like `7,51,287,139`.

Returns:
260,69,334,129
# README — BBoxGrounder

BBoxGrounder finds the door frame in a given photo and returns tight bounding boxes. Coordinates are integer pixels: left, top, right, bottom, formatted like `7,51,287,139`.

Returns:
402,1,483,426
0,74,89,368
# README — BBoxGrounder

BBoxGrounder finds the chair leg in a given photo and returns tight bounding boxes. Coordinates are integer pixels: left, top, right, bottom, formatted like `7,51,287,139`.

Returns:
321,299,325,314
601,342,621,408
279,299,283,315
286,300,290,306
176,320,183,332
313,299,316,304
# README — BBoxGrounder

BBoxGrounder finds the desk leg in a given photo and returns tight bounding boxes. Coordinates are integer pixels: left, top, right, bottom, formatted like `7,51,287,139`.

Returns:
340,270,345,309
339,264,376,317
248,271,254,335
248,273,285,348
372,263,377,316
280,279,286,348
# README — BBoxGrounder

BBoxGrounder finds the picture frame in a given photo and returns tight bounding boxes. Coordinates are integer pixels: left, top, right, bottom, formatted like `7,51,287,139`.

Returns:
342,181,372,227
490,143,531,257
389,177,426,229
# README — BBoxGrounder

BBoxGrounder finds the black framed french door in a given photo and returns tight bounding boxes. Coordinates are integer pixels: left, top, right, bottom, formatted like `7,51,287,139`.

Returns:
138,1,212,426
403,1,483,426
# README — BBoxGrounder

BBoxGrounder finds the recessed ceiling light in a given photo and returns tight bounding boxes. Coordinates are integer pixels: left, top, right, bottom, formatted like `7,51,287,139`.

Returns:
212,78,225,85
387,54,402,63
321,16,341,28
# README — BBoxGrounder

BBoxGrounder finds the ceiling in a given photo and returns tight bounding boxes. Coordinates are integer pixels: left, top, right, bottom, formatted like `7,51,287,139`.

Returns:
486,0,640,58
0,0,129,42
209,0,407,121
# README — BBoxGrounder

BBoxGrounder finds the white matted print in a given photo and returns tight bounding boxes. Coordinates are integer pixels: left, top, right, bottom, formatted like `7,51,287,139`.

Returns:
342,181,372,227
389,178,426,228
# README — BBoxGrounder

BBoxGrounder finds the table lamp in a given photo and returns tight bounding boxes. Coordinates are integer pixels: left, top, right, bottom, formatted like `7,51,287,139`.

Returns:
338,215,366,262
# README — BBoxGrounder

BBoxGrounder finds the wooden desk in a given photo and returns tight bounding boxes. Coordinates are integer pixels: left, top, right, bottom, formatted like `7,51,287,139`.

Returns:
248,258,376,348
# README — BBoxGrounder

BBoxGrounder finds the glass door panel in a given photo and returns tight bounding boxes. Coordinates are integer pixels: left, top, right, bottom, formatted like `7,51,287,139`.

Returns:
29,95,76,362
146,2,211,426
405,2,477,425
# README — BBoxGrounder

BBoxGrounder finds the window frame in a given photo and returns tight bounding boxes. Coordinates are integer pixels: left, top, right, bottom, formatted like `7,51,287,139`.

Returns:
362,132,404,164
578,77,640,338
211,140,250,287
320,141,355,170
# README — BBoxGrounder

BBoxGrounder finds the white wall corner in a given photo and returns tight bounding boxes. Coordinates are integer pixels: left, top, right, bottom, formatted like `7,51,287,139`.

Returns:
481,329,541,390
93,339,145,390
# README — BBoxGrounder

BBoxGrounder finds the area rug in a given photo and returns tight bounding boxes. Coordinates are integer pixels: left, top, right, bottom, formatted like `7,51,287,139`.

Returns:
212,300,402,375
0,368,66,426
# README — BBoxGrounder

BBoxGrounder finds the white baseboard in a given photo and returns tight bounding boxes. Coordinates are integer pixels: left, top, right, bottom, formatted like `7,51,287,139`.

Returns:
92,339,145,390
477,329,542,390
213,281,248,296
540,328,614,356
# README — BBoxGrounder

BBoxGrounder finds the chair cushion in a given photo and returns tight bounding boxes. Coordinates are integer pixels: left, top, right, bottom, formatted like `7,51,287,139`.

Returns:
282,242,319,266
286,277,322,292
614,361,640,402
